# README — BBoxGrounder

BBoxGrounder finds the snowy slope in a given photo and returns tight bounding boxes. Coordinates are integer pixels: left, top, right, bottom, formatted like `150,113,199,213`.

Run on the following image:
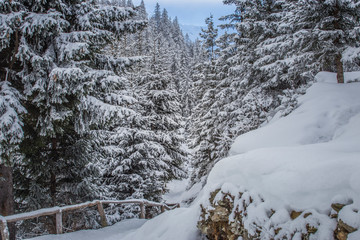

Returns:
229,72,360,155
221,72,360,211
30,72,360,239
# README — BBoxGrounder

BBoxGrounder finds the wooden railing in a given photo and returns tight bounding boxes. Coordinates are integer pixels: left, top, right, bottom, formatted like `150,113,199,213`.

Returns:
0,199,180,240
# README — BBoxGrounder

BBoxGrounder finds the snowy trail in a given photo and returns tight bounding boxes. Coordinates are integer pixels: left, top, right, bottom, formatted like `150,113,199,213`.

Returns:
29,219,147,240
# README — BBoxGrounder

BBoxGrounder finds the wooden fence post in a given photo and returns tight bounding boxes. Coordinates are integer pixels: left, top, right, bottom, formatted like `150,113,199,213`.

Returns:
97,201,108,228
140,203,145,219
0,219,10,240
55,211,63,234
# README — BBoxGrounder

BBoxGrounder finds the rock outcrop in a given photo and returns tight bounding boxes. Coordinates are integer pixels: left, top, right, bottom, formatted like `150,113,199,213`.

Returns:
198,189,359,240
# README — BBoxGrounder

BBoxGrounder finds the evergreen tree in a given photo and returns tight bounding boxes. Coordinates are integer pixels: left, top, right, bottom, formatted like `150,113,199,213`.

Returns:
188,32,240,187
0,2,28,238
188,60,221,186
153,3,161,30
136,62,188,200
1,0,194,231
0,1,26,163
133,0,148,56
98,3,190,219
0,0,144,215
189,15,222,186
137,0,147,17
0,76,25,166
200,14,218,60
185,39,207,119
188,0,317,187
297,0,360,83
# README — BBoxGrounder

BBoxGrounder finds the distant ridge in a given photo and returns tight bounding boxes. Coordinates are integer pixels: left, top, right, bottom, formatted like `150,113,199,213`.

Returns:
180,24,203,41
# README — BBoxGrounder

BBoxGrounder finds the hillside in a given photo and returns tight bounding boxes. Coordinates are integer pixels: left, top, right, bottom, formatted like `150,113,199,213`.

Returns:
125,71,360,239
30,73,360,239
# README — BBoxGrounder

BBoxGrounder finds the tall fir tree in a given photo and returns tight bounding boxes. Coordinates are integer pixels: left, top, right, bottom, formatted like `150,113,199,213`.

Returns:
98,3,190,221
200,14,218,60
188,15,222,187
0,2,29,238
0,2,145,233
188,0,323,187
297,0,360,83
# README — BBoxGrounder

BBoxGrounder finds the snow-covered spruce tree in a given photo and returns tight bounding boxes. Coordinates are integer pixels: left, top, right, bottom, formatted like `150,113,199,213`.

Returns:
135,5,189,199
97,3,190,221
188,0,322,188
0,0,26,165
129,64,188,202
188,66,224,187
222,0,293,88
0,0,144,234
189,32,244,187
142,3,194,121
160,9,173,44
188,15,224,187
186,39,207,118
297,0,360,83
100,0,148,58
133,0,148,56
200,14,218,60
100,27,188,208
0,80,23,239
88,69,144,222
249,1,311,89
0,1,28,239
169,17,193,118
217,0,314,129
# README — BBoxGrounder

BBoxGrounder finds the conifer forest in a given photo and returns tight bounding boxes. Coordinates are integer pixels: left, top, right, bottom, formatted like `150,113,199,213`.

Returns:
1,0,360,239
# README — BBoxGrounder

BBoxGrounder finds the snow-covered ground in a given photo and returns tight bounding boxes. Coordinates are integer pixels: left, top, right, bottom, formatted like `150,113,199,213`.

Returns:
30,72,360,239
29,219,147,240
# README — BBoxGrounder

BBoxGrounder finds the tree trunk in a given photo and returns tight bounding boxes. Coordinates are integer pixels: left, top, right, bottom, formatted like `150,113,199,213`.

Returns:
336,54,344,84
0,165,16,240
333,2,344,84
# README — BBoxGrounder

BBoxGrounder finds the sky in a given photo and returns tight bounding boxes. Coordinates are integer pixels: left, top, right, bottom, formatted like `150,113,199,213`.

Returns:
132,0,235,26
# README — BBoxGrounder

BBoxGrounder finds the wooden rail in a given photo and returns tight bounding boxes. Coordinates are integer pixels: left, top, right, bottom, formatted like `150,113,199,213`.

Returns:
0,199,180,240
